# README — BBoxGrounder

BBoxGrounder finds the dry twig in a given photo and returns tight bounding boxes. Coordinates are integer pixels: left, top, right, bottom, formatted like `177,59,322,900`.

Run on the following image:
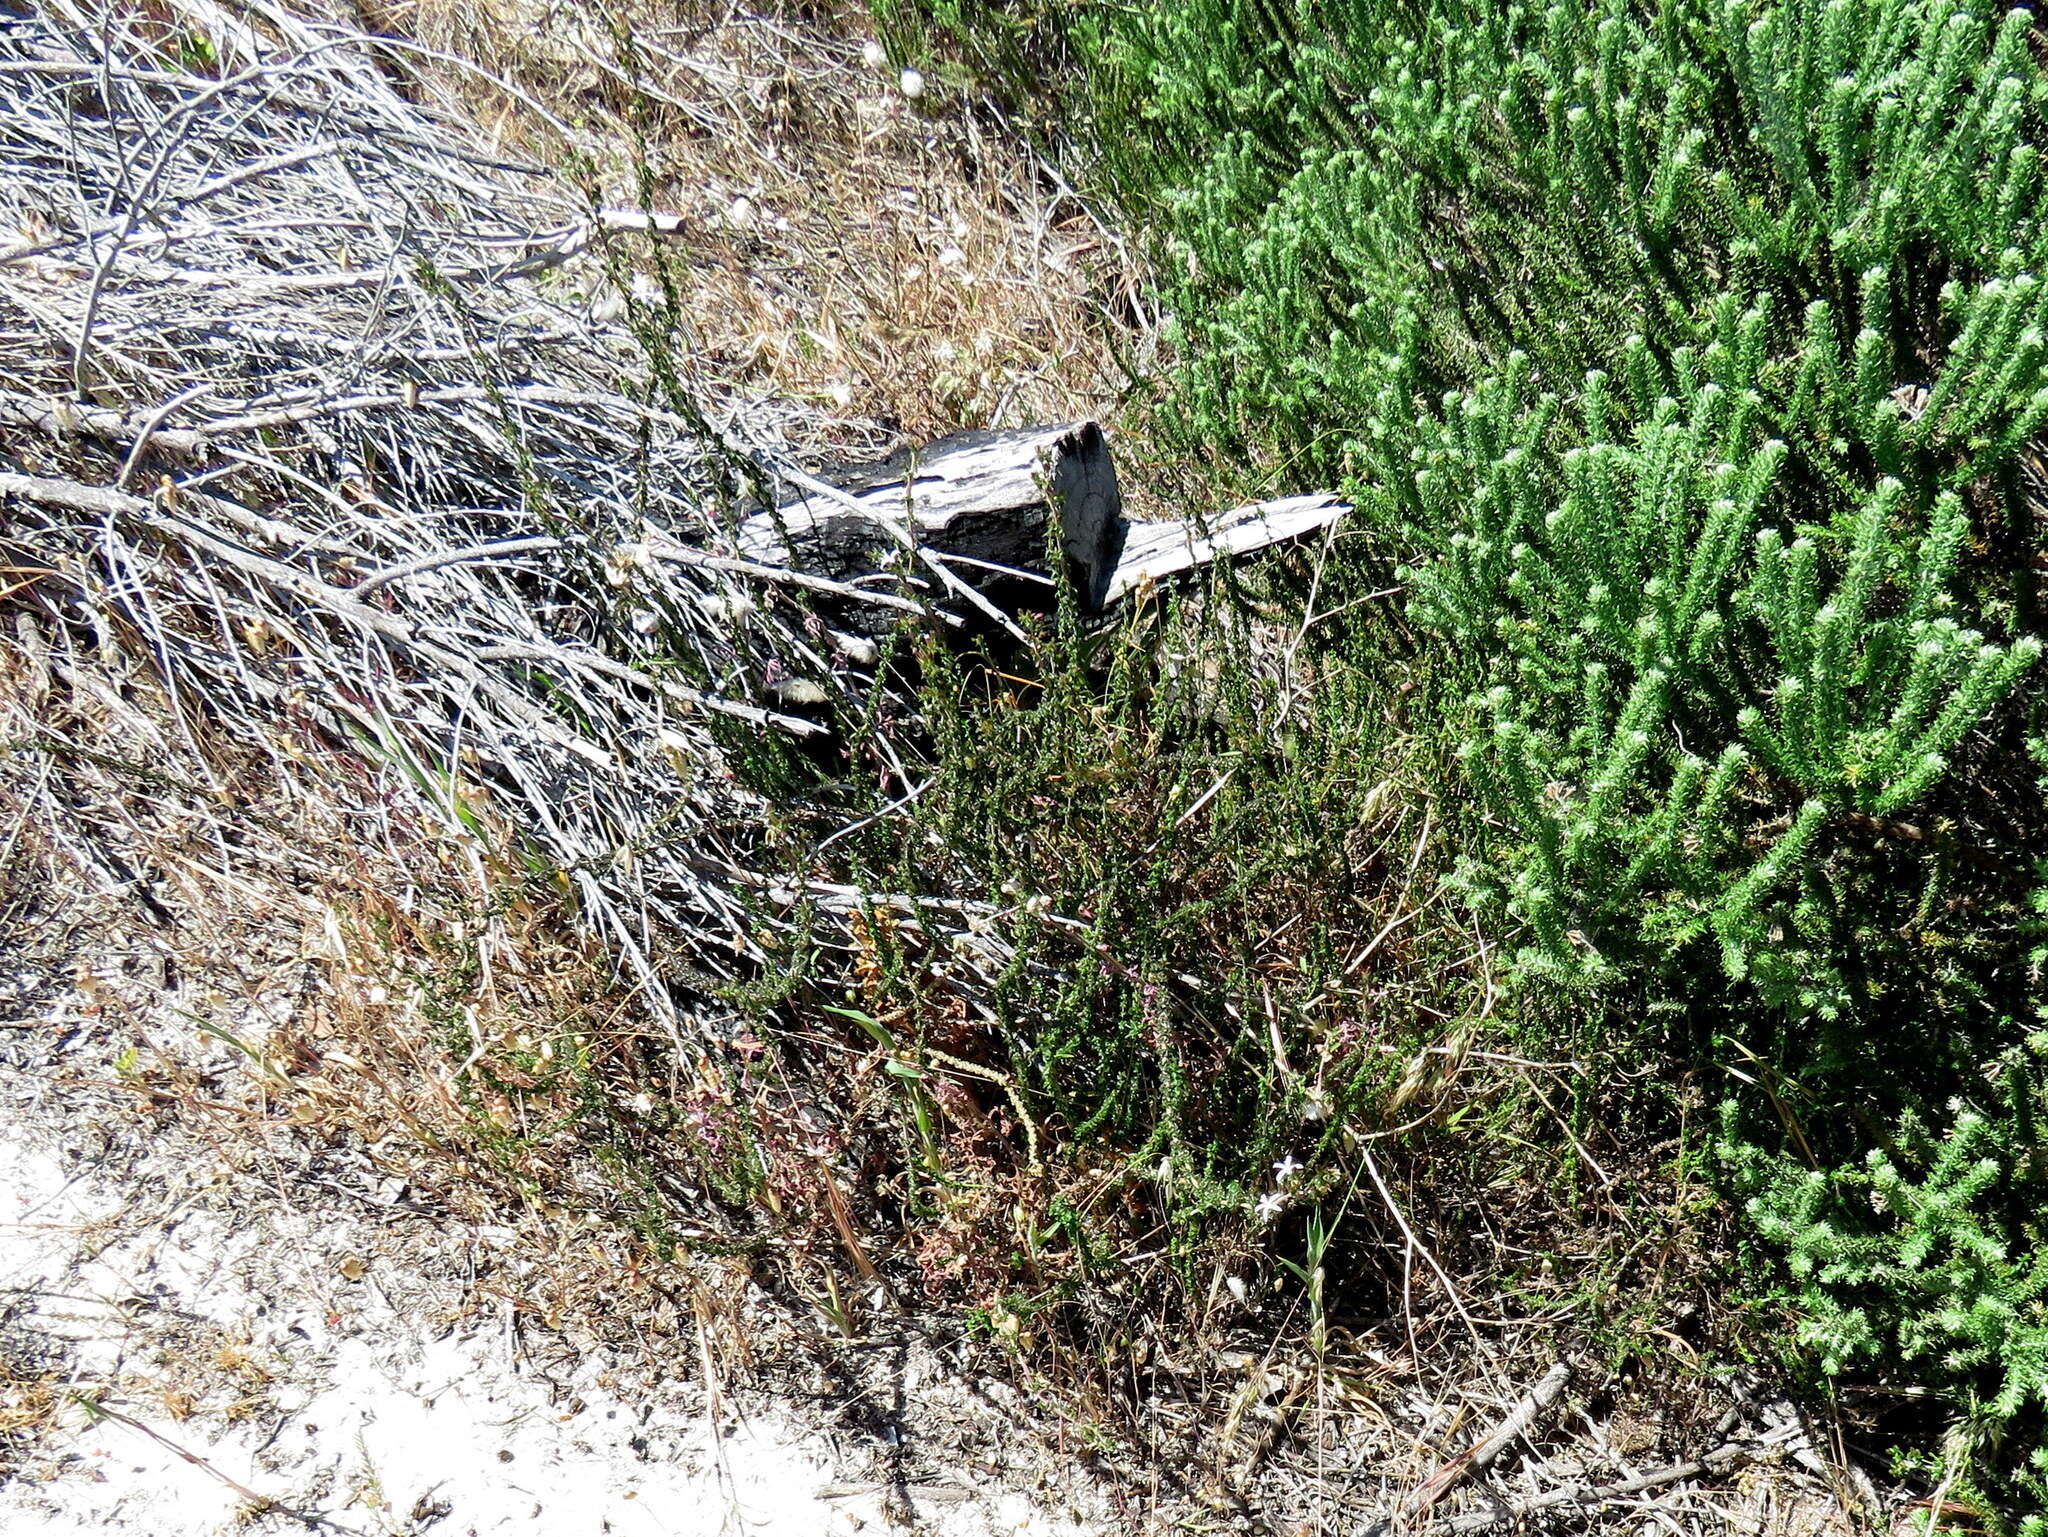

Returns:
0,0,1030,1034
1394,1360,1571,1526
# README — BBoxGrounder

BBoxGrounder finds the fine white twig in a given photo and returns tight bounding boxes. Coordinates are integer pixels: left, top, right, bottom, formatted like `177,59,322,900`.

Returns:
0,0,1017,1029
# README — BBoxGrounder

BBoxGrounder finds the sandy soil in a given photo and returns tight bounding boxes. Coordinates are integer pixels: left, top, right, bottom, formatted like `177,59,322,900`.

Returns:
0,927,1106,1537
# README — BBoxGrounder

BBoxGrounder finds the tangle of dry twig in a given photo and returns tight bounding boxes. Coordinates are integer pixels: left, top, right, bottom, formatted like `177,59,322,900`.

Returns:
0,0,1011,1031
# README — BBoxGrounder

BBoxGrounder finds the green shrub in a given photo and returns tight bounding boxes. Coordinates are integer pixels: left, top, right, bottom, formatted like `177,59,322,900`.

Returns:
899,0,2048,1508
1076,1,2048,1015
1099,0,2048,469
1721,1036,2048,1528
1084,0,2048,1018
1372,329,2040,1008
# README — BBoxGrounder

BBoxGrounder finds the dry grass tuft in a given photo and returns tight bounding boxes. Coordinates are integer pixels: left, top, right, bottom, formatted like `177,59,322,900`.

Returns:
386,0,1152,454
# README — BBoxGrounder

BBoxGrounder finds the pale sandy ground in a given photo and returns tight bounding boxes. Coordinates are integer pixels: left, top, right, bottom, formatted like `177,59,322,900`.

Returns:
0,1134,1090,1537
0,957,1106,1537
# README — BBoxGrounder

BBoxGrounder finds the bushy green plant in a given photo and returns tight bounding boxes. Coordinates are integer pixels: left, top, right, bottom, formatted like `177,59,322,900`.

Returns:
1371,323,2040,1006
898,0,2048,1506
1721,1036,2048,1527
1079,0,2048,1014
1098,0,2048,471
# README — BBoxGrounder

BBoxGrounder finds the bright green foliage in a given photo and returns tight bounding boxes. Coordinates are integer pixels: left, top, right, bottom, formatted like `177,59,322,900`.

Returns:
1721,1038,2048,1527
1099,0,2048,479
898,0,2048,1511
1373,326,2039,998
1085,0,2048,1018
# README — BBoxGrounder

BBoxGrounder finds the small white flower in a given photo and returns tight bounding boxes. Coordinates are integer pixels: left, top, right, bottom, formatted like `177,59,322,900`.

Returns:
1225,1274,1248,1303
695,590,757,624
861,39,887,69
899,67,925,99
1256,1191,1287,1224
604,542,656,587
1273,1155,1302,1185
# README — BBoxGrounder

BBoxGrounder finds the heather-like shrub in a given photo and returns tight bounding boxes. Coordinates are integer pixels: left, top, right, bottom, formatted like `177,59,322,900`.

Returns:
899,0,2048,1510
1721,1038,2048,1528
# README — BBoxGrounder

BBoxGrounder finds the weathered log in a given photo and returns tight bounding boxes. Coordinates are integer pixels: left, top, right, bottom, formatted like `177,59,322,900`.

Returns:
1102,493,1349,605
740,421,1351,626
741,421,1126,622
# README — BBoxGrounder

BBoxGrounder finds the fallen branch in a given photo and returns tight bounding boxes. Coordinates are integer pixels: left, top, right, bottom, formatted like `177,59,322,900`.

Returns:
0,393,214,460
1104,493,1350,604
1441,1440,1756,1531
1403,1360,1572,1522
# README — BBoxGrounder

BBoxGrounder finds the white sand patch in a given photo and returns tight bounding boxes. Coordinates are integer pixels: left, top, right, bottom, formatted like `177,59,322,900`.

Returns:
0,1111,1082,1537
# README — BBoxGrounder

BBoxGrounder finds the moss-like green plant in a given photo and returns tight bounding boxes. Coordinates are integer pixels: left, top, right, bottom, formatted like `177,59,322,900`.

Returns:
899,0,2048,1508
1722,1038,2048,1528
